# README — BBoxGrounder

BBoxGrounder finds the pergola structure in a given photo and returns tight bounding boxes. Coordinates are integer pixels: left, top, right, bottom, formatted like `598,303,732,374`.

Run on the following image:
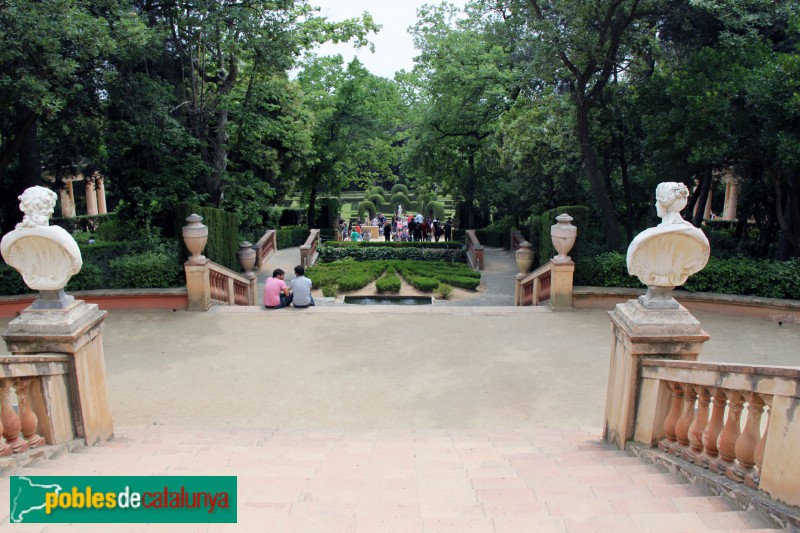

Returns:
56,172,108,218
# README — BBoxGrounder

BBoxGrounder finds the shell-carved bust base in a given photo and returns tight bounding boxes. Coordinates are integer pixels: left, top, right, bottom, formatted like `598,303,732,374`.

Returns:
627,182,710,309
0,186,82,309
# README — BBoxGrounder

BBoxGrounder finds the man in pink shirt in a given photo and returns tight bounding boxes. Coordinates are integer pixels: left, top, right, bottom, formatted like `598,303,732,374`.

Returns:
264,269,292,309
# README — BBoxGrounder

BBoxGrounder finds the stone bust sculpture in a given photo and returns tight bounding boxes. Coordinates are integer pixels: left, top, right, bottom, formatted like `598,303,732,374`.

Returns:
627,182,710,308
0,186,82,295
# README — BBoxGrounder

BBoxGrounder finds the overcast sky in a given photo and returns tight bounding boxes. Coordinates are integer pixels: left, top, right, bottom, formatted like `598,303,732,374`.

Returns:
309,1,467,79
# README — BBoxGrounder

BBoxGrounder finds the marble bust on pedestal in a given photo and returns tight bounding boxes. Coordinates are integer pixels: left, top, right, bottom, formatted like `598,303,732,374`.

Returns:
627,182,710,309
0,186,82,308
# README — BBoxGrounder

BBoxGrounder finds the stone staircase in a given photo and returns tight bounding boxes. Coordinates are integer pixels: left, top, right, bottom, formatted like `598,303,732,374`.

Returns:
2,425,793,532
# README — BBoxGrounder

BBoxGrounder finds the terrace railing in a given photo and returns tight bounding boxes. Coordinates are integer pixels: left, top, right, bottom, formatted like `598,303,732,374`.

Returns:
252,229,276,272
300,229,320,268
0,354,89,452
517,262,552,306
465,230,484,271
632,360,800,508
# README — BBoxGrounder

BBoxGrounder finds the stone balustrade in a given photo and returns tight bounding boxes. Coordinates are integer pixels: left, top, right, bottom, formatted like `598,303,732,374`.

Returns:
187,260,258,310
515,261,574,310
253,229,277,272
517,263,551,306
300,229,320,268
510,230,526,251
0,355,76,451
465,230,484,271
633,360,800,507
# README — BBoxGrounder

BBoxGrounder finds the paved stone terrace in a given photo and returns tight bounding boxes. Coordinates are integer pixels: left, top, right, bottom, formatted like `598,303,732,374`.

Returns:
0,426,787,532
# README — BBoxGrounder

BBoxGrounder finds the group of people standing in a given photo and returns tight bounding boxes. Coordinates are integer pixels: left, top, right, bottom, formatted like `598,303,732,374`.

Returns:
339,213,453,243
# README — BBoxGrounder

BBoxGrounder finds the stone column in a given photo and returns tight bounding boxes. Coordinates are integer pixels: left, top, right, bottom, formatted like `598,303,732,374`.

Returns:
95,176,107,214
604,300,710,449
85,178,98,216
3,302,114,446
66,180,76,218
722,172,738,221
59,188,72,218
703,190,712,220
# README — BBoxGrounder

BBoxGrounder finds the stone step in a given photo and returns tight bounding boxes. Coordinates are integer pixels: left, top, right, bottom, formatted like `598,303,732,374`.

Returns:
0,426,785,531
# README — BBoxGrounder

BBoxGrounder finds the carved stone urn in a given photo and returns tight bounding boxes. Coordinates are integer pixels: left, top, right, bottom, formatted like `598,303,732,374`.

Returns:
515,241,534,275
237,242,256,279
182,214,208,265
551,214,577,264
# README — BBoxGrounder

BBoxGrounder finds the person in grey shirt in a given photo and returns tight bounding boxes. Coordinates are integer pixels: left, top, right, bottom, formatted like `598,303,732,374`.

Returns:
291,265,315,308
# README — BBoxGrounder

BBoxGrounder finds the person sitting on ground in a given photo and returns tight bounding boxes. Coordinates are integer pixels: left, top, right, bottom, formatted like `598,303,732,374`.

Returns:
290,265,315,308
264,268,292,309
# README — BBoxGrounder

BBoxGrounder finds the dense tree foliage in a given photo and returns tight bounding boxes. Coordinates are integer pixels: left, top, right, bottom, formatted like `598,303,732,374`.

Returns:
1,0,799,260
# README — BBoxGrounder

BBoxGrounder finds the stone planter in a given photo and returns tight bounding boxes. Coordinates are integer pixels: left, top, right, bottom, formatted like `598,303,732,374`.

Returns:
237,242,256,279
551,214,577,264
182,214,208,265
515,241,534,274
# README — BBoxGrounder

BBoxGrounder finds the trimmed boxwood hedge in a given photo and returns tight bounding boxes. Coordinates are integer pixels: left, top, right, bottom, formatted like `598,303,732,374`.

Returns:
276,227,309,248
318,246,467,263
358,200,377,220
175,202,239,271
376,272,402,293
474,230,510,249
574,253,800,300
391,184,410,196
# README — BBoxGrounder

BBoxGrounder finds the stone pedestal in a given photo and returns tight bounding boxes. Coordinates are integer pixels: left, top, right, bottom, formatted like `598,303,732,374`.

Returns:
550,262,575,310
185,259,212,311
603,299,709,450
3,301,114,446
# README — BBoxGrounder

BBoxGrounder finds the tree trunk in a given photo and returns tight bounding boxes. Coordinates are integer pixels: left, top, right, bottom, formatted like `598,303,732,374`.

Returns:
208,107,229,205
575,99,620,250
306,185,318,230
691,168,712,228
617,137,634,243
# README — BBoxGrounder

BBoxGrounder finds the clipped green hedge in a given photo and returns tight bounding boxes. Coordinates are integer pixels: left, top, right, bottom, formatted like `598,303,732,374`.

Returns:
424,201,445,221
0,263,31,296
407,276,440,292
395,261,481,290
575,253,800,300
318,246,467,263
474,230,510,249
388,192,412,215
368,186,386,197
358,200,377,221
175,202,239,271
276,228,309,248
391,184,409,196
367,194,385,209
109,252,184,289
376,272,402,293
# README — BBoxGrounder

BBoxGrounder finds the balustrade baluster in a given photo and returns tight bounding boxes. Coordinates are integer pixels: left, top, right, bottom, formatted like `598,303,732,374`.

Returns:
729,393,765,483
746,397,771,489
0,380,29,453
685,386,710,464
674,383,697,456
0,380,12,457
711,391,743,475
700,389,726,469
660,382,683,452
14,379,45,448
